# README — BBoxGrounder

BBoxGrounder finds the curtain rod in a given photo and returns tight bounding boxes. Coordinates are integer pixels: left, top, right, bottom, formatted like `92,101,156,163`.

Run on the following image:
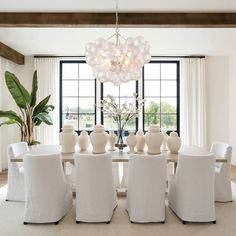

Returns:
34,55,205,59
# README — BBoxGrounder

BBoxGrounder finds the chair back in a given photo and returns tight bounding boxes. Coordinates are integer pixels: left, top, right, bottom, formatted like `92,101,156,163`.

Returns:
74,153,117,222
8,142,29,158
23,153,66,202
210,142,232,169
176,153,215,198
128,154,167,190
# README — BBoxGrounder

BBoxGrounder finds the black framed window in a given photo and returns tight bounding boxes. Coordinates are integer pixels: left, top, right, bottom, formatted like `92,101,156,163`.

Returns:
143,61,180,133
101,81,138,132
60,61,96,133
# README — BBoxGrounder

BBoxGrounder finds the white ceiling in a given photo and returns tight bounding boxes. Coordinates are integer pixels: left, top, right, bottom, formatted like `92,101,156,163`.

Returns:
0,0,236,57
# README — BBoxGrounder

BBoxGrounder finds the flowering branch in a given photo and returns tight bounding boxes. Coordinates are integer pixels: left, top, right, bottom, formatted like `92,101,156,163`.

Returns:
96,93,145,131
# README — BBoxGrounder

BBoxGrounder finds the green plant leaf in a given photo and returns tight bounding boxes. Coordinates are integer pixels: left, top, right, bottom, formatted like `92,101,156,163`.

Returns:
0,110,23,124
33,95,51,116
0,119,17,126
30,70,38,107
5,71,31,109
34,112,53,125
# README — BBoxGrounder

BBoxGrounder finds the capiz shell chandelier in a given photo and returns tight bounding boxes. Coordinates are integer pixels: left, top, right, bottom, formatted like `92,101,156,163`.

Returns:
85,0,151,86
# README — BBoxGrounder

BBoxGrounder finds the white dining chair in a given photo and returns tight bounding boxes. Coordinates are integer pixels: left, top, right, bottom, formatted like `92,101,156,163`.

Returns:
127,154,167,223
168,153,216,224
23,153,73,224
6,142,29,201
74,153,117,223
210,142,233,202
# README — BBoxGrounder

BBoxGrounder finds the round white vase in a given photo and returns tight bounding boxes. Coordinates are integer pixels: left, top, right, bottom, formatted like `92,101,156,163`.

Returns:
126,131,137,153
145,125,163,154
161,130,168,151
78,130,90,151
167,131,181,154
90,125,108,154
135,129,146,153
107,131,117,151
59,125,78,154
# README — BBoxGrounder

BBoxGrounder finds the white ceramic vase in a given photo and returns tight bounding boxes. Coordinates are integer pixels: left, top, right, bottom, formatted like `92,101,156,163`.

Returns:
167,131,181,154
135,129,146,153
78,130,90,151
107,131,117,151
126,131,137,153
90,125,108,154
145,125,163,154
161,130,168,151
59,125,78,153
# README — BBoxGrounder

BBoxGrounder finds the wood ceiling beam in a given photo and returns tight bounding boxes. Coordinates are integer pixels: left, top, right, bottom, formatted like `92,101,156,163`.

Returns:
0,42,25,65
0,12,236,27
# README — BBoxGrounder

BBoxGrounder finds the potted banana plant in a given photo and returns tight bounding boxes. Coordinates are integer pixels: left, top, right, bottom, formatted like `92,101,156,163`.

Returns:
0,70,54,145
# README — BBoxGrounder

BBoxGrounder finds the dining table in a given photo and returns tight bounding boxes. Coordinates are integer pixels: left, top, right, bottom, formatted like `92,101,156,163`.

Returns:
11,145,227,171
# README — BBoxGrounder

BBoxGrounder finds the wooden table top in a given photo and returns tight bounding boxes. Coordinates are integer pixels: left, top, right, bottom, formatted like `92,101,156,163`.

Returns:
10,145,227,164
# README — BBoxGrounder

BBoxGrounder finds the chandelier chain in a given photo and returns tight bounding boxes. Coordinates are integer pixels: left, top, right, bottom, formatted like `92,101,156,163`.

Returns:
115,0,119,34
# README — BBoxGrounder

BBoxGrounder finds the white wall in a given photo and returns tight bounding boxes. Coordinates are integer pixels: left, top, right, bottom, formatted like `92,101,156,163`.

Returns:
229,56,236,165
205,56,229,149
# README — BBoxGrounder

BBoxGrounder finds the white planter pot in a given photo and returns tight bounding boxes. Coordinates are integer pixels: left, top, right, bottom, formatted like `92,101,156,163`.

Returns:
90,125,108,154
135,129,145,153
78,130,90,151
167,131,181,154
145,125,163,154
126,131,137,153
59,125,78,153
107,131,117,151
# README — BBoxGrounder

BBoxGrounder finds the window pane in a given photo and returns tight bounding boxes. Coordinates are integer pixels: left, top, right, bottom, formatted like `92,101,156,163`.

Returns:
79,98,95,113
144,98,161,112
144,81,160,97
79,64,94,80
161,99,177,113
62,81,78,96
144,113,160,130
79,114,95,130
62,113,78,130
103,83,119,97
61,62,96,132
62,97,78,113
144,63,160,80
161,81,177,97
161,114,177,130
119,81,136,97
79,80,95,96
62,63,78,80
161,64,177,80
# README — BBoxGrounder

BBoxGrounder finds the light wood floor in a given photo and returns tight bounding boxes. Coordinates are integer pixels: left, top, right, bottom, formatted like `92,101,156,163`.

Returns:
1,166,236,187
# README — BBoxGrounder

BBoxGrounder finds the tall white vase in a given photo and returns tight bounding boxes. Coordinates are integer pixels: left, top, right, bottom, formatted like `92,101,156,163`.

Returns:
59,125,78,153
135,129,145,153
107,131,117,151
167,131,181,154
145,125,163,154
161,130,168,151
126,131,137,153
78,130,90,151
90,125,108,154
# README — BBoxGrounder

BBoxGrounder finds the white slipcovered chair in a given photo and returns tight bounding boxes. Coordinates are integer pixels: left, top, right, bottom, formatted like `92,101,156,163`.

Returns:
6,142,29,201
210,142,232,202
127,154,167,223
23,153,72,224
75,153,117,223
168,153,216,224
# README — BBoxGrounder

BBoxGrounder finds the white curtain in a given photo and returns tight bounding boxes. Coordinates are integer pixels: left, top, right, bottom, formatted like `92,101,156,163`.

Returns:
0,57,17,171
34,58,60,145
180,58,206,148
